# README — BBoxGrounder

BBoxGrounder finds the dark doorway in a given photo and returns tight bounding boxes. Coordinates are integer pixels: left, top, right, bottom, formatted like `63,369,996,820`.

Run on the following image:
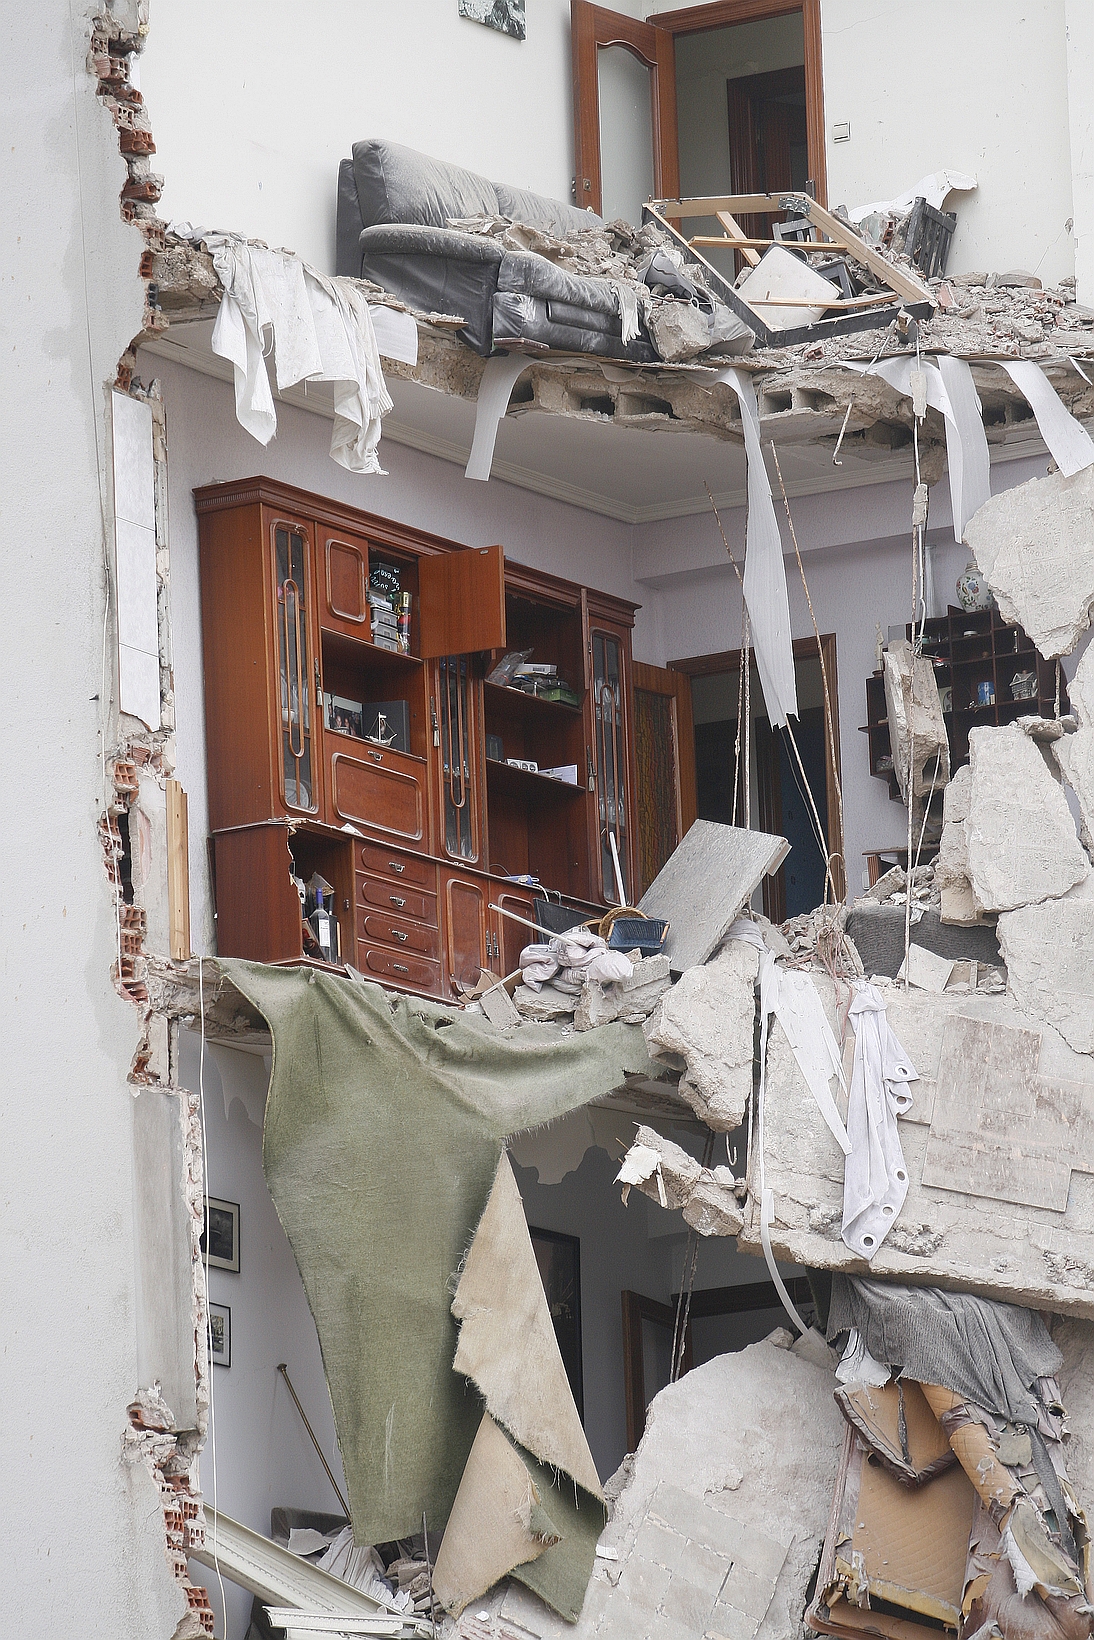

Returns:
677,636,844,917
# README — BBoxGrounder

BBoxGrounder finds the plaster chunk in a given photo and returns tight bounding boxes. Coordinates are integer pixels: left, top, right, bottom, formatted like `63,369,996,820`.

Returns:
934,770,984,926
590,1341,846,1640
643,941,759,1131
619,1126,745,1237
513,983,575,1021
964,466,1094,658
999,878,1094,1054
883,639,949,808
965,724,1088,911
1052,643,1094,851
742,973,1094,1317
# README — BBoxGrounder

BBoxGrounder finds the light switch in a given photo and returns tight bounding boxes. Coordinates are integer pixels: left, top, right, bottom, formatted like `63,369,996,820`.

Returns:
832,121,851,142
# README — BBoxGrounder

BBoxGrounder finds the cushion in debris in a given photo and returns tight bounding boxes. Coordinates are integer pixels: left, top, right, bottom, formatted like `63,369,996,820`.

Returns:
845,903,1001,977
494,179,603,238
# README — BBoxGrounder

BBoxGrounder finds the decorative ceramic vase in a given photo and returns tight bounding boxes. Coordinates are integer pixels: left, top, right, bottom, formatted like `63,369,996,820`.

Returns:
957,561,992,612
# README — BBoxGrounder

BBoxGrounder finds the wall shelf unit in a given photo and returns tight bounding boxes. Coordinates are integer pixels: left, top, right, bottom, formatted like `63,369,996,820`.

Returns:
862,605,1068,800
196,476,640,1001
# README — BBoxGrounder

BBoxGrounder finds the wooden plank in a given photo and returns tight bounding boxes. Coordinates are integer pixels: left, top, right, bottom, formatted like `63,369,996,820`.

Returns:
714,210,761,268
795,195,936,309
740,291,901,309
652,193,788,217
166,778,191,961
418,543,506,657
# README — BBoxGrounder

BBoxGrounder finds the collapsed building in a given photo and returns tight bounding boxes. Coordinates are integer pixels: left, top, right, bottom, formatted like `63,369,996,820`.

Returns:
7,2,1094,1639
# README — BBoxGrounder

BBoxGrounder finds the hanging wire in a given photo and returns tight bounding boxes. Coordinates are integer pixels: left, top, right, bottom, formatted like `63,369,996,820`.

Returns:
670,1132,714,1382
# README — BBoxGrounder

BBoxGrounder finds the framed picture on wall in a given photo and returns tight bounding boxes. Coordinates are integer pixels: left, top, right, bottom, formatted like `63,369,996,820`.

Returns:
201,1197,240,1272
529,1226,583,1420
208,1301,232,1368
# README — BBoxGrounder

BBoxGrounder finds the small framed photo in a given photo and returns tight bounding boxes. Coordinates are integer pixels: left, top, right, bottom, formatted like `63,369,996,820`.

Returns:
208,1301,232,1368
201,1197,240,1272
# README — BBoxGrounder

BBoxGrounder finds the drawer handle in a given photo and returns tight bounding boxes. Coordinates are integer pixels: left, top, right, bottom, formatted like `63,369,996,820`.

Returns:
390,895,406,908
392,962,410,974
388,861,405,874
368,748,383,763
392,929,408,942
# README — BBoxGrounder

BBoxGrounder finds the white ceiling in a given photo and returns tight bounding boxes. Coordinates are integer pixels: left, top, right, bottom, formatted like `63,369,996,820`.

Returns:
143,321,1047,525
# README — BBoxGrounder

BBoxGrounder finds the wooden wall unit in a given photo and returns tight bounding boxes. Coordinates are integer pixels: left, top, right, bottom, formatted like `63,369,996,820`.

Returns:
196,477,641,1001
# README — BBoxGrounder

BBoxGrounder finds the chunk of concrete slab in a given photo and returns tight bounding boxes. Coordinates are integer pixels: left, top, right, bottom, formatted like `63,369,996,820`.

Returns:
999,878,1094,1054
963,466,1094,658
513,983,575,1021
965,724,1088,911
592,1341,846,1640
450,1318,1094,1640
618,1126,744,1237
1051,643,1094,851
896,943,955,992
934,772,986,926
741,974,1094,1318
638,819,788,974
883,639,949,808
643,940,759,1131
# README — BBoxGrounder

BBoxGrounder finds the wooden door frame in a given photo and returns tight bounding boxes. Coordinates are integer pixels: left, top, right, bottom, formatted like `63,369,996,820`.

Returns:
621,1290,694,1453
632,660,697,897
571,1,680,218
669,632,845,902
645,0,827,207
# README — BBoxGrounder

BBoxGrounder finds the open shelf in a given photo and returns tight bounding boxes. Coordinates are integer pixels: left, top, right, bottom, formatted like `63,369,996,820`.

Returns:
484,681,585,720
486,758,587,801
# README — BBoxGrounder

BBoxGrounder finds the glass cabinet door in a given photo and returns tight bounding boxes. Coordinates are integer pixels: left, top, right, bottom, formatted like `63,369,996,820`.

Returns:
437,654,478,862
273,522,317,813
592,630,628,901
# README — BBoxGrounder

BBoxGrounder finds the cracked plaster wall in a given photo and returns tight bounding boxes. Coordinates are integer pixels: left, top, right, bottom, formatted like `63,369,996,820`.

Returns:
1,3,194,1634
821,0,1076,290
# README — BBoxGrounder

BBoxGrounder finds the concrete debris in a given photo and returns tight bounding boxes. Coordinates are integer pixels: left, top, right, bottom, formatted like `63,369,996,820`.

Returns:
965,724,1089,911
639,818,789,974
883,639,950,810
780,903,864,977
574,954,673,1032
998,877,1094,1054
643,939,760,1131
896,942,956,992
587,1339,846,1640
513,983,577,1021
964,466,1094,658
1053,642,1094,849
934,766,986,926
742,975,1094,1317
617,1125,744,1237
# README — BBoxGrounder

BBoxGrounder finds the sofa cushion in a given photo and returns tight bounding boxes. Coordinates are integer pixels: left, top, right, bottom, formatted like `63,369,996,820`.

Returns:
494,181,603,238
358,223,506,264
492,291,657,363
352,138,498,229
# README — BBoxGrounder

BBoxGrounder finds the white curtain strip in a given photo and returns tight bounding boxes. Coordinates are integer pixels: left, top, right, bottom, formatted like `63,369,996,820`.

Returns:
715,368,799,727
999,359,1094,477
465,353,534,481
844,355,990,540
840,981,918,1259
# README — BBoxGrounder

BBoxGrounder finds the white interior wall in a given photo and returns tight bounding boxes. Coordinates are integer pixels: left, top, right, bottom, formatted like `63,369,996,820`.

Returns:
3,6,194,1636
150,353,654,952
141,0,587,273
182,1032,350,1640
817,0,1075,285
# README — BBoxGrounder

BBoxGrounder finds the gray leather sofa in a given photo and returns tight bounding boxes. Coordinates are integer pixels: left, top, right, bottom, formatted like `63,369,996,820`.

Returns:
335,138,659,361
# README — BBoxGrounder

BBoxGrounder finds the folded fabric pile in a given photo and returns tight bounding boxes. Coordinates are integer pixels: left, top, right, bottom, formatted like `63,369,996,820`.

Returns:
519,928,633,994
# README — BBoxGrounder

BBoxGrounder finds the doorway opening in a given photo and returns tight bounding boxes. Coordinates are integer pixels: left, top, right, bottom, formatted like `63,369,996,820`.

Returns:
571,0,825,229
673,635,843,920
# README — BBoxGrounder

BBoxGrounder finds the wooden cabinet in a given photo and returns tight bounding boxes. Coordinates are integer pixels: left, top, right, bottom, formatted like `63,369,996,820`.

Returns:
196,476,640,1000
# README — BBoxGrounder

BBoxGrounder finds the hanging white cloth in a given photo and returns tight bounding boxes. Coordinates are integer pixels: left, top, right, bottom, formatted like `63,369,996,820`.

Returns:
713,368,798,728
999,360,1094,477
843,354,991,540
465,353,533,480
207,234,393,474
841,981,917,1259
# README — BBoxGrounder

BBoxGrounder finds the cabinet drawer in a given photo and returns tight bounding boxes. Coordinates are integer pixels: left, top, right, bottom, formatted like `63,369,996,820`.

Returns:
357,872,438,926
359,945,441,992
356,909,439,959
331,748,425,842
357,842,433,889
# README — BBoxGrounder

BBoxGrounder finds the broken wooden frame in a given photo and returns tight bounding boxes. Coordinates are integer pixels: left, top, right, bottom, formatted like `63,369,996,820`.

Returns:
644,192,935,348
